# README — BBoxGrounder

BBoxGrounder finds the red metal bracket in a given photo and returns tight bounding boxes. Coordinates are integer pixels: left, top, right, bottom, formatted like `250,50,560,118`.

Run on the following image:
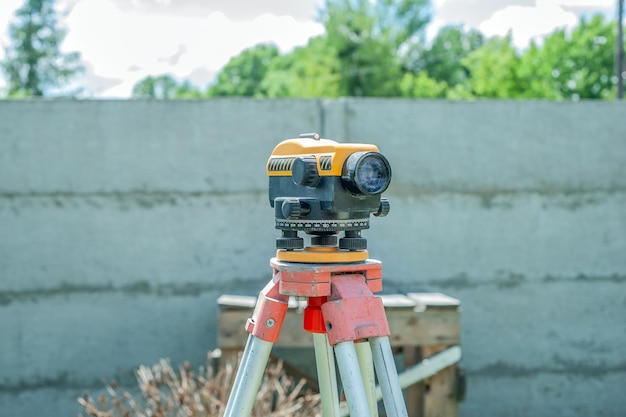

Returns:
321,274,390,345
245,275,290,343
271,257,383,296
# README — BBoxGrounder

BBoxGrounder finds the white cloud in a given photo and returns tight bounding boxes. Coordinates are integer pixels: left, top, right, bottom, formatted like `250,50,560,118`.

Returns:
540,0,614,7
1,0,324,96
62,0,324,97
432,0,614,48
425,18,446,42
479,1,579,48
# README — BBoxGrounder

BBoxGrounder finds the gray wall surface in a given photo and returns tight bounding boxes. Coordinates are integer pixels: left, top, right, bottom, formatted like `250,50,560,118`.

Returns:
0,99,624,416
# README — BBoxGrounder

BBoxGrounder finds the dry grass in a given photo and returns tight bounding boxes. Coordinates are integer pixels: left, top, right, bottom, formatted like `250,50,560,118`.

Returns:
78,350,321,417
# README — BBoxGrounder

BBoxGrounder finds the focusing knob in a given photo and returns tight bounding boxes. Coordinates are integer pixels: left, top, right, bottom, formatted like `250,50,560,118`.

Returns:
374,198,390,217
292,156,320,187
281,199,303,218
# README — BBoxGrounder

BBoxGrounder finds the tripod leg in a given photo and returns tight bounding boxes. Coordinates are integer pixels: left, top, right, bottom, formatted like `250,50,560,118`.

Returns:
223,335,273,417
313,333,340,417
370,336,408,417
334,341,373,417
355,340,379,417
225,333,254,404
321,274,408,417
224,275,289,417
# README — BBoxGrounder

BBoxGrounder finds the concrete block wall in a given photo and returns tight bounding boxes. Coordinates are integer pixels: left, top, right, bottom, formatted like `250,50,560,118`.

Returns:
0,99,320,416
324,100,626,417
0,99,624,416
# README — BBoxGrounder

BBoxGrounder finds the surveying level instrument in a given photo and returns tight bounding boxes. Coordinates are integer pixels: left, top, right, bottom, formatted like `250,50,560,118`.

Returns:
223,133,408,417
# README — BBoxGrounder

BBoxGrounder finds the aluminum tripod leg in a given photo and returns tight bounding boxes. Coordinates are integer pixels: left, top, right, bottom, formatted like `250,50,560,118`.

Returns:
370,336,408,417
313,333,340,417
223,334,274,417
355,340,378,417
334,341,373,416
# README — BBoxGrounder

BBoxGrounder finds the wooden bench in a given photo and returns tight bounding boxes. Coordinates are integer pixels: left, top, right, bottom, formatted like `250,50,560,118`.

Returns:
217,292,462,417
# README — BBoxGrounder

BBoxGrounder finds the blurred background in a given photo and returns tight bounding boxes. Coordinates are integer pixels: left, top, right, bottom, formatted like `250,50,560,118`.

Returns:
0,1,625,416
0,0,624,100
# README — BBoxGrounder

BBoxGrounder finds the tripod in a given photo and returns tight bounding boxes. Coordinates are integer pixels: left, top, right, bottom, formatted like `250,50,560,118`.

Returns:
223,248,409,417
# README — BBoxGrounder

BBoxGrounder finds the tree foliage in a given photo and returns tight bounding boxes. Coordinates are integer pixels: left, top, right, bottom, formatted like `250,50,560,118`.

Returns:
260,36,342,98
207,44,279,97
130,5,621,101
408,25,485,88
132,75,178,99
517,14,617,99
132,75,203,99
1,0,83,97
457,34,523,98
399,71,447,98
320,0,430,96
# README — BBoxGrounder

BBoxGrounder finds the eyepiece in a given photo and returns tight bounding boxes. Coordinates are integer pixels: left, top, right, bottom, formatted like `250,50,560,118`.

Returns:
341,152,392,196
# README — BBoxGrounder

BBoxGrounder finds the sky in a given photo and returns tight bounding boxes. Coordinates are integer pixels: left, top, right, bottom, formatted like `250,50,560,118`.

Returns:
0,0,618,98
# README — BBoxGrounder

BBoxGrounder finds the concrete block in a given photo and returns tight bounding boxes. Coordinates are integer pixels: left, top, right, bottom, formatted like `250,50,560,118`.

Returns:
0,292,221,383
0,192,277,292
460,372,626,417
323,99,626,191
0,99,322,193
368,191,626,284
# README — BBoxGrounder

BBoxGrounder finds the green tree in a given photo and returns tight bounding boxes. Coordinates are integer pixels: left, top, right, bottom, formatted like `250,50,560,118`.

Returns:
1,0,83,97
174,80,204,99
399,71,447,98
517,14,616,99
261,36,342,98
131,74,202,99
320,0,431,96
132,75,177,99
204,0,430,98
408,25,484,88
454,34,522,98
207,44,279,97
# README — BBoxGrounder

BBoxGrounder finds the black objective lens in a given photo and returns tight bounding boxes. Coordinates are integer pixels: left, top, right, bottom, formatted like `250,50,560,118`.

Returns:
341,152,391,195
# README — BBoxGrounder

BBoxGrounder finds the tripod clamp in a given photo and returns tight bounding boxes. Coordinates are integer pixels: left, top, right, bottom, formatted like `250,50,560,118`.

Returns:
226,257,408,417
246,258,389,346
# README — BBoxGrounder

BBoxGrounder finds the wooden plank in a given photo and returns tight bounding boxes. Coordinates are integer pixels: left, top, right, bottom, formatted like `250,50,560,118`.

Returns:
217,307,459,349
380,294,416,308
217,294,306,310
217,294,257,309
407,292,460,309
217,293,460,310
386,309,460,347
422,345,459,417
403,346,423,417
218,309,314,349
